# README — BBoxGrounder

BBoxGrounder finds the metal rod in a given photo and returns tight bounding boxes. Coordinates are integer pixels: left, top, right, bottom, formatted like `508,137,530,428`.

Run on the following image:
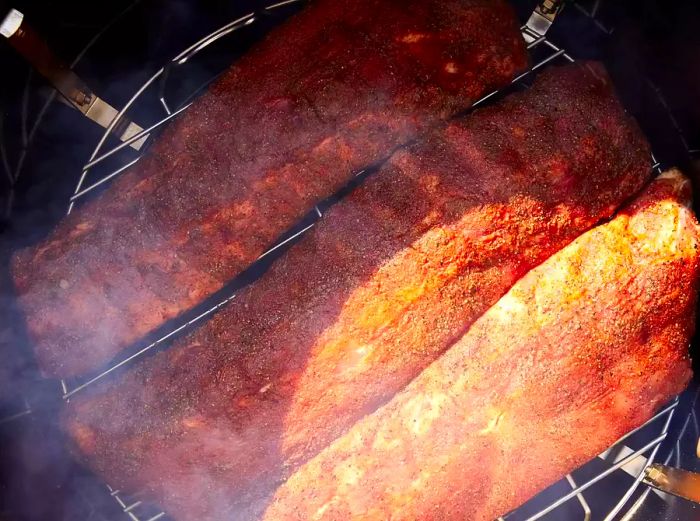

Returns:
512,49,567,84
70,157,142,202
521,434,669,521
256,222,317,261
82,103,191,171
63,293,237,399
265,0,305,10
124,501,143,513
173,16,256,66
566,474,592,521
67,66,164,214
602,405,676,520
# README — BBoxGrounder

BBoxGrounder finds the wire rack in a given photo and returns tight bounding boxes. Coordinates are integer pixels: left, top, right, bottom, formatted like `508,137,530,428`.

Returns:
59,9,574,401
42,2,693,520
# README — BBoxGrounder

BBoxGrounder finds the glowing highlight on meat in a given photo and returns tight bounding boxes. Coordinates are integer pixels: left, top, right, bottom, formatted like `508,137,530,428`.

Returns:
263,172,699,521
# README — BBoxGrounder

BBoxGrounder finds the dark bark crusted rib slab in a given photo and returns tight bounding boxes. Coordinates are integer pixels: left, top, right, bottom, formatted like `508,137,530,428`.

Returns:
11,0,528,378
262,172,699,521
64,63,652,521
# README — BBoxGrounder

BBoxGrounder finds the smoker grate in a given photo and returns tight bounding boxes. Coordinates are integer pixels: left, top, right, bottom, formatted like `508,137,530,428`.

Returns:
44,2,693,520
59,15,575,401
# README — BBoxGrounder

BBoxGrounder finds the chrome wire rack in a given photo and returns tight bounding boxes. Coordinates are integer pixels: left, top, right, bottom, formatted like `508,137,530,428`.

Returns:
48,2,693,521
59,9,574,401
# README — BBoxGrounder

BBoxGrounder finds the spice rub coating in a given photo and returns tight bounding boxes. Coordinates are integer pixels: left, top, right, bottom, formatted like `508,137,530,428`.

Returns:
63,63,651,521
264,171,698,521
11,0,528,378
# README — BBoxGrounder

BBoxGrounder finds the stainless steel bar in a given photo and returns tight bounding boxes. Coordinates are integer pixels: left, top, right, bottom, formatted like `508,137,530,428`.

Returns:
173,15,257,66
0,117,13,184
82,103,192,171
256,222,317,262
566,474,592,521
602,406,676,520
571,1,613,35
512,48,567,84
63,293,237,399
67,66,164,214
265,0,305,10
124,501,143,513
619,491,652,521
20,69,30,148
647,78,693,152
520,434,669,521
526,34,548,49
539,38,575,62
159,97,171,116
70,156,143,202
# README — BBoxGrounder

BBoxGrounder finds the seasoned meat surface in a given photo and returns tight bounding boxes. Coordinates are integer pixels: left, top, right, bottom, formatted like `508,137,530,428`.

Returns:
63,63,651,521
263,171,698,521
11,0,528,378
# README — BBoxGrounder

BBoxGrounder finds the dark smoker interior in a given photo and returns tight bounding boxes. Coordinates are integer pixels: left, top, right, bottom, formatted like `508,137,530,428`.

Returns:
0,0,700,519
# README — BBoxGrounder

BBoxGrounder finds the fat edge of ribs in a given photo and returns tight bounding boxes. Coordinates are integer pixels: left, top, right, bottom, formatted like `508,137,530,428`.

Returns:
11,0,528,378
63,62,652,521
263,170,699,521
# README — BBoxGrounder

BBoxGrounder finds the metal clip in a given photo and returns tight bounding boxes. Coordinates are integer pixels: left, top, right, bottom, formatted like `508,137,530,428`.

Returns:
1,8,147,150
643,463,700,505
523,0,565,43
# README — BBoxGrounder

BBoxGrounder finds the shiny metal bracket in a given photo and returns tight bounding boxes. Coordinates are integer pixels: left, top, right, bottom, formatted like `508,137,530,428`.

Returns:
644,464,700,505
1,8,147,150
523,0,566,43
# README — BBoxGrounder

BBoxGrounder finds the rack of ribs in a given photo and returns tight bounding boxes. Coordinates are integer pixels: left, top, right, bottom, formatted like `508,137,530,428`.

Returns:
62,62,651,521
262,171,699,521
11,0,528,378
